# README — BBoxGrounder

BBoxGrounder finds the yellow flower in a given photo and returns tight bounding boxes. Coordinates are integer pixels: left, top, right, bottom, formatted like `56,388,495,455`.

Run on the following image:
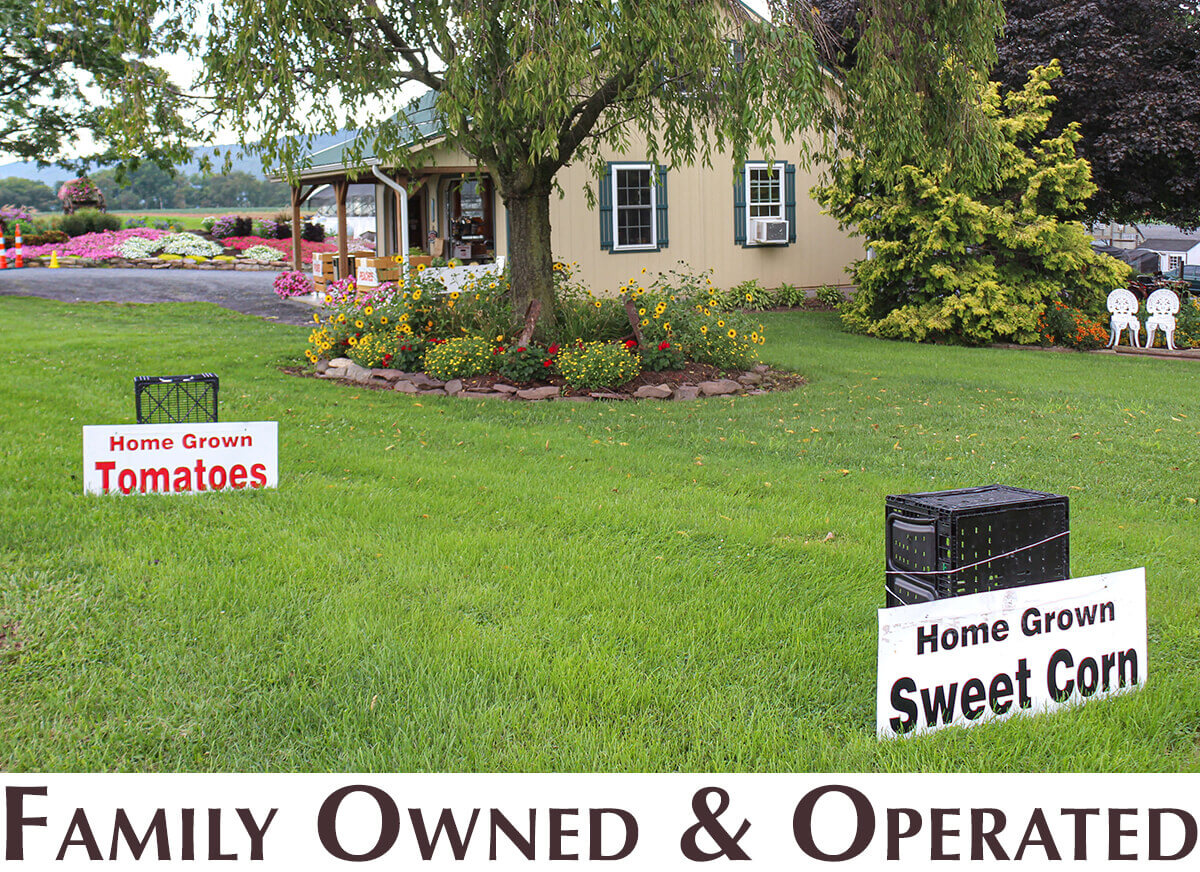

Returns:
488,281,496,289
355,319,364,329
311,313,320,323
348,336,358,346
750,331,759,343
639,308,646,315
381,316,389,325
412,290,422,301
324,294,332,304
417,263,426,271
594,301,602,309
641,319,649,326
717,319,725,327
450,291,460,300
728,328,737,338
745,293,753,301
496,335,504,342
337,313,346,323
364,306,373,315
701,325,708,334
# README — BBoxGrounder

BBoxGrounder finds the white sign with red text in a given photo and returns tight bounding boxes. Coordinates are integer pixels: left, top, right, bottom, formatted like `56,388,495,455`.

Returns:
82,422,278,495
877,569,1147,739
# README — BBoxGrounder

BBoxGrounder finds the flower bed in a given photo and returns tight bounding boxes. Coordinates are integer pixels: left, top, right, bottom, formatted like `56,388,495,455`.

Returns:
10,228,169,260
300,264,789,400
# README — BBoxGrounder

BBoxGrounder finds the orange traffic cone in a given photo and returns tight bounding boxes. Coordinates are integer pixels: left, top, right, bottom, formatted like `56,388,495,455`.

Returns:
13,223,22,268
0,232,7,269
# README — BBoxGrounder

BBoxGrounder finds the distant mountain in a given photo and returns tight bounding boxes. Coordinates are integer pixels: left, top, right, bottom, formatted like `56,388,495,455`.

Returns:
0,132,353,187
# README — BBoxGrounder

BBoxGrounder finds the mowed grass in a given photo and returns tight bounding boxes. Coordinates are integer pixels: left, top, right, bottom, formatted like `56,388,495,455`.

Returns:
1,295,1198,772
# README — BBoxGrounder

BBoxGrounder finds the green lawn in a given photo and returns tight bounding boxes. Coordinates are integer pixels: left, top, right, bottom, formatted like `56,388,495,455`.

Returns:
1,295,1197,772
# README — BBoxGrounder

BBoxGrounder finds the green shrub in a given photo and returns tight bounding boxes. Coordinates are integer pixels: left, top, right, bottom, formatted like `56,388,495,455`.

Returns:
640,339,686,371
24,230,69,246
421,336,496,380
815,62,1130,345
494,343,555,382
1169,296,1200,349
729,279,774,311
389,339,428,371
556,341,640,390
58,209,121,237
550,263,627,343
1037,300,1109,350
815,284,843,307
774,282,806,308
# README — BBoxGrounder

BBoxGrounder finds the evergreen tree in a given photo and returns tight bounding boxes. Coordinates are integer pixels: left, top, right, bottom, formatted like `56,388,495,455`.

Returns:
814,63,1130,345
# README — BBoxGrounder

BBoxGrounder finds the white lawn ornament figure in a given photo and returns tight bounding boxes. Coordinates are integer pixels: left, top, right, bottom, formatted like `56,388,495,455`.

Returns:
1106,288,1141,348
1144,287,1181,351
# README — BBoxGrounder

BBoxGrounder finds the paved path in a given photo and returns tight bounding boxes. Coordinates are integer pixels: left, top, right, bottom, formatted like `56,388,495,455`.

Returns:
0,268,317,326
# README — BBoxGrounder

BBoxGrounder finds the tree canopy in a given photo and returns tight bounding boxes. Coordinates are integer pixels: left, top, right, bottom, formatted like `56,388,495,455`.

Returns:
94,0,1009,323
3,0,196,174
816,0,1200,228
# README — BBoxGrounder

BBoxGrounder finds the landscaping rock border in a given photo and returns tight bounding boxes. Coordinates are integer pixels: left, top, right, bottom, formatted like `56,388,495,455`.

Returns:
15,256,282,271
309,357,805,401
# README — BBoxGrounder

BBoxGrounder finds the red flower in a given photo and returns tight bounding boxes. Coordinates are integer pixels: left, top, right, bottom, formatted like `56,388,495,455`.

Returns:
624,339,638,349
516,346,526,353
658,340,671,351
493,346,504,354
543,360,553,367
547,343,559,355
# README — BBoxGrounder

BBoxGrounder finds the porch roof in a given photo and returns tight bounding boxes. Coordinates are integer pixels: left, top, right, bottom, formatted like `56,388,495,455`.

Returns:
296,90,445,182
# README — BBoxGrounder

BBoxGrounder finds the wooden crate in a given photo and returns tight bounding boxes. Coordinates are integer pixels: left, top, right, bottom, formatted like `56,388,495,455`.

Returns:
356,256,401,288
312,251,336,295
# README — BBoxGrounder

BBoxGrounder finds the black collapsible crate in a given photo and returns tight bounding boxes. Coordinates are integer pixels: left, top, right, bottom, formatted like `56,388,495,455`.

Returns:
134,374,219,424
885,485,1068,608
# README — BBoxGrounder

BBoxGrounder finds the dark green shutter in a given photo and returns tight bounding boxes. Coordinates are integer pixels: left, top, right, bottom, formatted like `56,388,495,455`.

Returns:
655,165,668,250
785,162,796,244
599,163,613,251
734,167,746,246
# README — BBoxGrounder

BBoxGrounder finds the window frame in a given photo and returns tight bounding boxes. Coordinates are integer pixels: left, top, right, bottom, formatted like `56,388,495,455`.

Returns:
611,163,658,252
744,162,784,223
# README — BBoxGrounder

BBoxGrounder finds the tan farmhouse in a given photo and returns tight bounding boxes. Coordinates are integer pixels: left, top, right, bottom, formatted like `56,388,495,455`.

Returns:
288,69,862,294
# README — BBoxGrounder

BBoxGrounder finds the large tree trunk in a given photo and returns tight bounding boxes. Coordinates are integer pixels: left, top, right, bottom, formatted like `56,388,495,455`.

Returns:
500,180,557,336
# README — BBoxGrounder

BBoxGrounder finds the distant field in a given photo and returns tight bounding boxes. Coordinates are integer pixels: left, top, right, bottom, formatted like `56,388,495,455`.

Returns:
32,208,295,231
108,209,289,231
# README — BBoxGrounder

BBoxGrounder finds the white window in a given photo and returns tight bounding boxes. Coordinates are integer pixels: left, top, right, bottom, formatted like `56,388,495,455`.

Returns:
746,163,783,220
612,164,656,251
1168,255,1183,272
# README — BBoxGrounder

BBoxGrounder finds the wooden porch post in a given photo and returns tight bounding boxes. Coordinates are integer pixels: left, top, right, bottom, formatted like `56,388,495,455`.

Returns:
335,180,350,277
290,185,302,271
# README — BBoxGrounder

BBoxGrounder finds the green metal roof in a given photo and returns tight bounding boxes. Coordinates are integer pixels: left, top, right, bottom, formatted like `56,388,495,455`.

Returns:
300,89,443,175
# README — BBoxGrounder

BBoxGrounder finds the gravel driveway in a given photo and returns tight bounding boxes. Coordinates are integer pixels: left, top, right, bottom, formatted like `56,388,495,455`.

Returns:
0,268,317,326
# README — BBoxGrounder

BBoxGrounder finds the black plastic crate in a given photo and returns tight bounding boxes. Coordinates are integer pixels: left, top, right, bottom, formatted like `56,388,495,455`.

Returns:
134,374,219,424
885,485,1068,607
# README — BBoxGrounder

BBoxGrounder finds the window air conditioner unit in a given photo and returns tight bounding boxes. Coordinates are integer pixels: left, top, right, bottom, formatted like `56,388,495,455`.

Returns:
749,218,789,244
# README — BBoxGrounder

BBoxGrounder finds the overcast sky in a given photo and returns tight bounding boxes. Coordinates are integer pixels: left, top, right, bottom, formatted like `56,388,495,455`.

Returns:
9,2,775,168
